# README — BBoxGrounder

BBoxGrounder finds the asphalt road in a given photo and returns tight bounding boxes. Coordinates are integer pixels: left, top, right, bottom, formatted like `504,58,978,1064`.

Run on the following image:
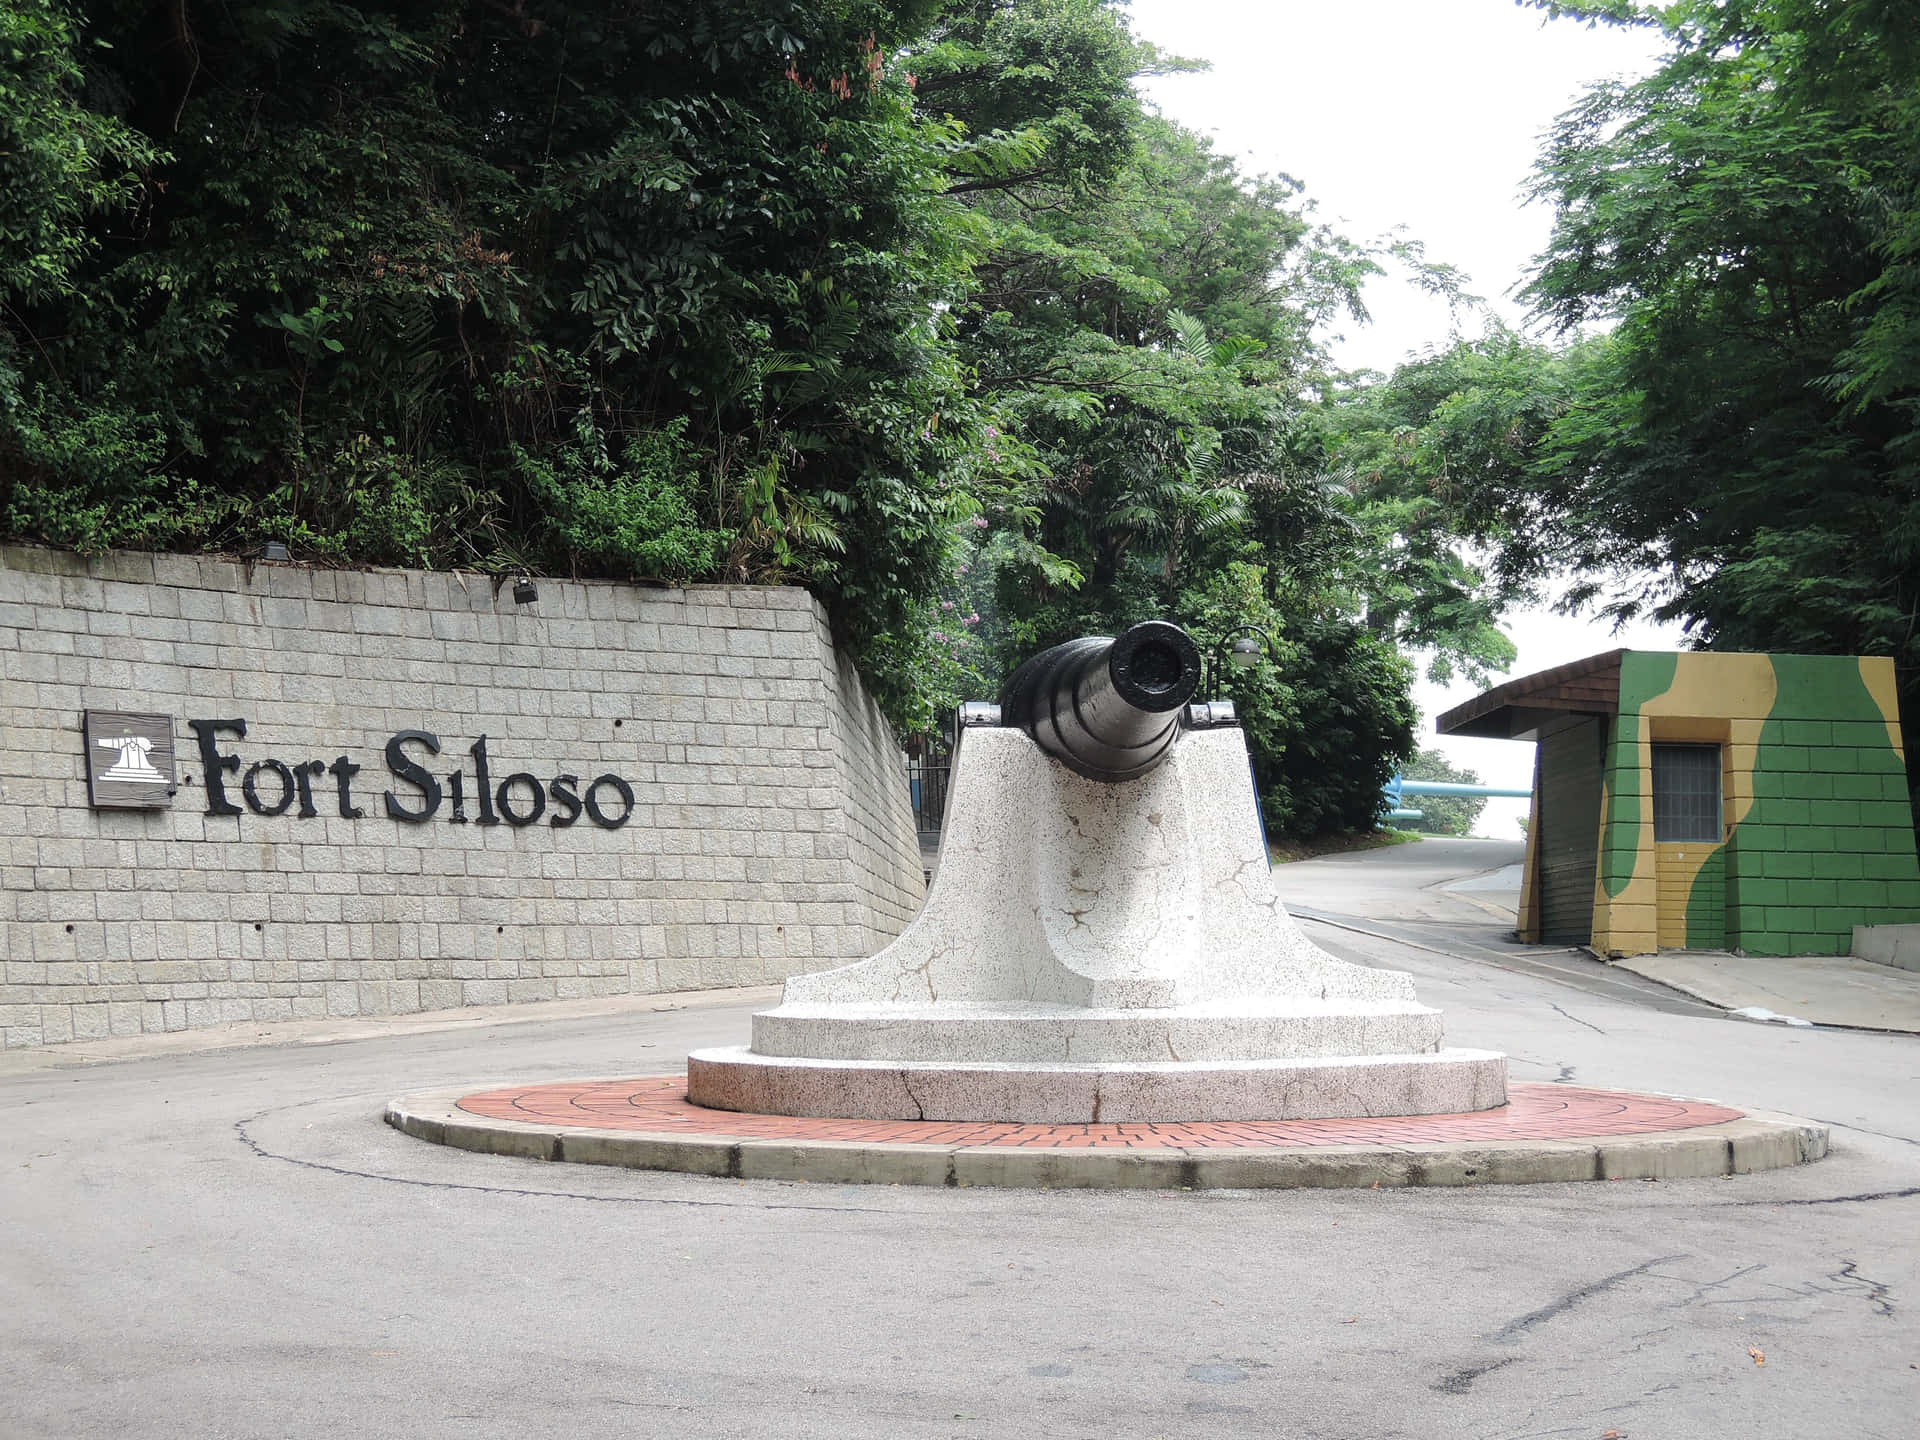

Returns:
5,839,1919,1439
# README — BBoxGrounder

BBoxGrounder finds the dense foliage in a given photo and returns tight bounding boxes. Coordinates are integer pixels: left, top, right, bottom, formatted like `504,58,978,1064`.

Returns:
1,0,1519,836
1386,0,1920,822
939,96,1423,834
1,0,997,724
20,0,1920,840
1313,0,1920,836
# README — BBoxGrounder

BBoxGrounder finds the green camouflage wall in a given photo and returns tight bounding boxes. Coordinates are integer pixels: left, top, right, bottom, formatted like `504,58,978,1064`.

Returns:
1593,651,1920,957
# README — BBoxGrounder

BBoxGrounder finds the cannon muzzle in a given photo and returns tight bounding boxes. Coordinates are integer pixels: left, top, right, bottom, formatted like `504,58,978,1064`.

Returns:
996,621,1202,782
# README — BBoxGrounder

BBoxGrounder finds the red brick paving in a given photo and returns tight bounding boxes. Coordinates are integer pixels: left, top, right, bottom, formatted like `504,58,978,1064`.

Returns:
456,1077,1743,1150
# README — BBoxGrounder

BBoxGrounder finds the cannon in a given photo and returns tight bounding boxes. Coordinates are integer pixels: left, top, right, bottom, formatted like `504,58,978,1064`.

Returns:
686,616,1507,1124
992,621,1206,783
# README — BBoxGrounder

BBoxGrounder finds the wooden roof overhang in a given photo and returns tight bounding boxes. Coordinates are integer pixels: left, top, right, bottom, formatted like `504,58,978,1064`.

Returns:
1435,648,1626,742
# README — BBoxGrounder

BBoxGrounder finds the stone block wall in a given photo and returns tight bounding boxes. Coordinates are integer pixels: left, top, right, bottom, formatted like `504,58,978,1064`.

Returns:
0,546,924,1048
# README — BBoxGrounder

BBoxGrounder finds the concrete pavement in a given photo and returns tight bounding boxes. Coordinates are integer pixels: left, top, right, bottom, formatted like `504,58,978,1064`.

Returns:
1615,949,1920,1033
5,836,1920,1438
1278,833,1920,1033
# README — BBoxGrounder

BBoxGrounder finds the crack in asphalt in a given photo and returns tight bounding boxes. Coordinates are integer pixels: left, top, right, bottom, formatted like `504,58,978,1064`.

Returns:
1653,1262,1765,1312
1291,910,1723,1017
1549,1002,1607,1036
1488,1255,1686,1344
1835,1258,1897,1317
1732,1185,1920,1209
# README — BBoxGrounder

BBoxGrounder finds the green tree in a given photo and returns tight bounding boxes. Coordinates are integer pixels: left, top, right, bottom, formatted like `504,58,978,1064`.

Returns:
1500,0,1920,819
1,0,1510,825
1318,329,1555,685
923,43,1425,834
0,0,999,729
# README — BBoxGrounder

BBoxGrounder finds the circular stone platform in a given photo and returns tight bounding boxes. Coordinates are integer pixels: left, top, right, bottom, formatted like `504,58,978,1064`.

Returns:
685,1045,1507,1123
385,1077,1829,1190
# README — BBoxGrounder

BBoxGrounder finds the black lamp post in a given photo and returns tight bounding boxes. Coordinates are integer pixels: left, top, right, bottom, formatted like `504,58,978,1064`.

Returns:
1204,624,1274,701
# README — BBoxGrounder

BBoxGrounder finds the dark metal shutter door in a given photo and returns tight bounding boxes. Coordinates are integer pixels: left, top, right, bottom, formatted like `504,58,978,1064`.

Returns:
1537,717,1602,945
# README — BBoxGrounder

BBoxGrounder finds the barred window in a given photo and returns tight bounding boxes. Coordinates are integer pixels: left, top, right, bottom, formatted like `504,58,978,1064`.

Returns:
1651,744,1722,842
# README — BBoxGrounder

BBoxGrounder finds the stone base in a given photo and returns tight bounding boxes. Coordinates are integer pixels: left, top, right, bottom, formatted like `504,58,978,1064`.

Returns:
685,1045,1508,1123
750,1000,1445,1063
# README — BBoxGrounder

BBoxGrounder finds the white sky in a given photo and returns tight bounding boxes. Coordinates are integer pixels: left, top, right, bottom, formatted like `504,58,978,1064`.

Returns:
1128,0,1684,837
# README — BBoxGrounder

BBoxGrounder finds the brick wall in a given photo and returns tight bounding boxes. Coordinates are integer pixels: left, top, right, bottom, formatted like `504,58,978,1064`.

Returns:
1721,656,1920,954
0,545,924,1048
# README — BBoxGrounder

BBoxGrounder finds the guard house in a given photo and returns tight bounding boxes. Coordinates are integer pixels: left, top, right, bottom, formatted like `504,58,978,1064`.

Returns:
1437,650,1920,958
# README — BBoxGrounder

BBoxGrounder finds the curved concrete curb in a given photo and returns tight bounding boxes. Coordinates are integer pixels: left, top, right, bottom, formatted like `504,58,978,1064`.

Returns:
384,1088,1828,1190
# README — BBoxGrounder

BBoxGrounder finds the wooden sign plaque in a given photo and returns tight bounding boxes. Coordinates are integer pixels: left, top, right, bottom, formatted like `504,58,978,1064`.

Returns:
83,710,176,809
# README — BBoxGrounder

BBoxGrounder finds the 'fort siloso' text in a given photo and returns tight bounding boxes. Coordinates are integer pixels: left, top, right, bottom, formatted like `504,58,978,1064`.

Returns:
186,720,635,829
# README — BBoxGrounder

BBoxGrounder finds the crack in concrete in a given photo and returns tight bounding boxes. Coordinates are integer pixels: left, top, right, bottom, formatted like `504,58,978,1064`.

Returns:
891,945,942,1006
896,1068,928,1122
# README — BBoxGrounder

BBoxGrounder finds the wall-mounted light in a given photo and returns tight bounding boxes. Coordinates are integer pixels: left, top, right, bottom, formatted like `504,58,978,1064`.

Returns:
512,578,538,605
262,541,291,562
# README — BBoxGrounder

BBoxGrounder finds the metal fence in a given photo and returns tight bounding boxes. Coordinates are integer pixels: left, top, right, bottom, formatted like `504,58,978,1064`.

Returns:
907,758,951,835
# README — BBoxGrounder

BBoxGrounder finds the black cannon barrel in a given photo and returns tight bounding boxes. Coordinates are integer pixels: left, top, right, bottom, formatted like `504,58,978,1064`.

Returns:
997,621,1202,782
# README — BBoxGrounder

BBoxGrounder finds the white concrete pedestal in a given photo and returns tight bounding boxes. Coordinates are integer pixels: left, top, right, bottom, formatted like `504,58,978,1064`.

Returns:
688,726,1507,1122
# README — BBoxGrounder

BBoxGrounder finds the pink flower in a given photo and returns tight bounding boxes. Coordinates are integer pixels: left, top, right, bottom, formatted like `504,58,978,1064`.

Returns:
941,600,954,610
971,516,988,528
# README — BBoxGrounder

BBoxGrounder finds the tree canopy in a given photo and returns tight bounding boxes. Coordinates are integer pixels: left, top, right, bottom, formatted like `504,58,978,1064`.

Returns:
1421,0,1920,819
1327,0,1920,832
2,0,997,723
27,0,1918,836
6,0,1500,838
